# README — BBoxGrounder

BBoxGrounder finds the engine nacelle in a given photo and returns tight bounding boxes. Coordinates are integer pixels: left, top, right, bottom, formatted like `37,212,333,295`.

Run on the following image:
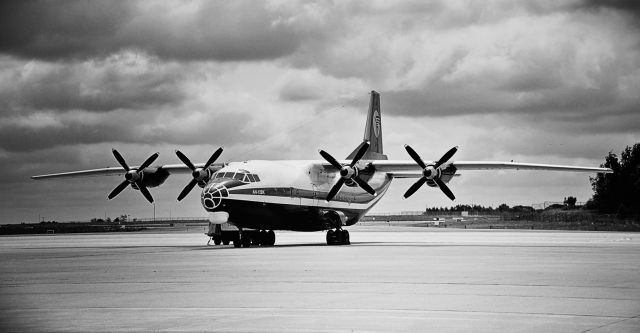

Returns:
138,167,170,188
427,164,457,188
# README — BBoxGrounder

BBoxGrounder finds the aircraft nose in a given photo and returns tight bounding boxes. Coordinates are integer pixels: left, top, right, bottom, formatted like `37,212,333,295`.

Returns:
201,183,229,210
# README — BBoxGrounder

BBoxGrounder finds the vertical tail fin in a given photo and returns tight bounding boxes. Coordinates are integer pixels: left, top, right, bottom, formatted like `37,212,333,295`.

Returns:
347,91,387,160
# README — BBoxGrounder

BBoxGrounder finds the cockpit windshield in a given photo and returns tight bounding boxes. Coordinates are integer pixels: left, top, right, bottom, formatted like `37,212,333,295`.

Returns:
214,169,260,183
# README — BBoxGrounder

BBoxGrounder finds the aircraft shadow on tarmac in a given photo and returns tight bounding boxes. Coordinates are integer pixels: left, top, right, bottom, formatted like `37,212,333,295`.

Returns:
190,241,454,250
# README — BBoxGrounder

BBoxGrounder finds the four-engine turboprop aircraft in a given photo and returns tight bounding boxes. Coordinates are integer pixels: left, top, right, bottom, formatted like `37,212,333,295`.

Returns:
32,91,612,247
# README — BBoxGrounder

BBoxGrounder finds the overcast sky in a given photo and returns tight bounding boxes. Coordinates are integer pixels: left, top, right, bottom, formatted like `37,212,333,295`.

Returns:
1,0,638,224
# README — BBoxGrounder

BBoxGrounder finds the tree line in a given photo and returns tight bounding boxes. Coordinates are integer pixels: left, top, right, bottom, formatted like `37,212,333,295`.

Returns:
587,143,640,218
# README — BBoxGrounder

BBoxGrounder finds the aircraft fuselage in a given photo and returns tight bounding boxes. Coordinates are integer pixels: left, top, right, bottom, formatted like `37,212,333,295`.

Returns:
201,160,391,231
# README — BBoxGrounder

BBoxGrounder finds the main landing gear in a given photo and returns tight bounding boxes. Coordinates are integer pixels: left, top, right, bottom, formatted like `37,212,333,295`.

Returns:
233,229,276,248
326,229,350,245
208,229,276,247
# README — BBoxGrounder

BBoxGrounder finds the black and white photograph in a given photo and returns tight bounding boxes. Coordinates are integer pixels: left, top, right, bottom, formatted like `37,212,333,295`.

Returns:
1,1,639,332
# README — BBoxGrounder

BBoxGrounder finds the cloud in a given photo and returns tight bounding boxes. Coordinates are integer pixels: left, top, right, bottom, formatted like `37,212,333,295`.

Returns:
0,0,305,62
0,53,188,114
576,0,640,18
278,68,366,102
0,107,264,152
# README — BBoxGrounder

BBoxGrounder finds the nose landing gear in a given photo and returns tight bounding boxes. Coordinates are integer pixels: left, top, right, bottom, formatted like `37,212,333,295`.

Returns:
326,229,350,245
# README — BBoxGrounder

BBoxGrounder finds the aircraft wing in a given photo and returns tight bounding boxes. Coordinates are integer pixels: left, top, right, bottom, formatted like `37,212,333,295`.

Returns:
31,163,224,180
369,160,612,178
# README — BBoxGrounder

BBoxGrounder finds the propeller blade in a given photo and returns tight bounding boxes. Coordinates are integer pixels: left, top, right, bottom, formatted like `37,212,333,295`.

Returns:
138,183,154,203
350,141,370,167
112,149,130,171
175,150,196,171
404,145,427,169
108,180,130,200
403,177,427,199
434,146,458,169
326,178,346,202
204,147,223,169
433,177,456,201
177,179,198,201
319,150,343,170
352,176,376,195
138,152,160,171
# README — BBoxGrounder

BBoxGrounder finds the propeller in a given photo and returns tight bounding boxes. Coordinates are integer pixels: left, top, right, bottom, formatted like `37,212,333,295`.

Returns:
403,145,458,201
319,141,376,202
108,149,159,203
175,147,223,201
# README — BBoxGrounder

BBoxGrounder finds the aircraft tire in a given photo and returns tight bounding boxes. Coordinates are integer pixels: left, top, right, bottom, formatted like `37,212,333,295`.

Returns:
342,230,350,245
326,230,337,245
267,230,276,246
233,240,241,248
251,232,261,246
222,240,230,245
242,234,252,248
258,230,268,246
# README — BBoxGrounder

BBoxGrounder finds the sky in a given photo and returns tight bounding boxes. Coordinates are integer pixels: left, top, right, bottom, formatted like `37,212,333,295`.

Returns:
0,0,639,224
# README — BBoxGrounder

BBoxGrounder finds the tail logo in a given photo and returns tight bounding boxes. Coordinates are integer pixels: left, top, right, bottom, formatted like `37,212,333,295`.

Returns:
374,110,381,138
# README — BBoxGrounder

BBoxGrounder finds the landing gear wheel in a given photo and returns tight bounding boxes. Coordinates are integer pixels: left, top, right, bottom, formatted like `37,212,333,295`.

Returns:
233,233,241,248
326,230,334,245
251,232,261,246
267,230,276,246
213,235,222,245
242,234,252,248
326,229,349,245
258,230,268,246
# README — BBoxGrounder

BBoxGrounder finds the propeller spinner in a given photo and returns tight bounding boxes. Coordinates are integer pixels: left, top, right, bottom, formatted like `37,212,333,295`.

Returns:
403,145,458,201
108,149,159,203
319,141,376,202
175,147,223,201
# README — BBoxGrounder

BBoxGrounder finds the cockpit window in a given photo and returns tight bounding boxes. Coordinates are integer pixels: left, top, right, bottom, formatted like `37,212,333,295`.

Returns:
213,170,261,183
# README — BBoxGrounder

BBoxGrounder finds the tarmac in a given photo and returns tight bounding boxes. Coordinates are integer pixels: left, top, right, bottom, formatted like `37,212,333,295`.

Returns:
1,225,639,332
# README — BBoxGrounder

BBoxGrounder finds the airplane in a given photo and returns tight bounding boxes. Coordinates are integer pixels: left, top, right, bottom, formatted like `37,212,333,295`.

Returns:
32,91,612,247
